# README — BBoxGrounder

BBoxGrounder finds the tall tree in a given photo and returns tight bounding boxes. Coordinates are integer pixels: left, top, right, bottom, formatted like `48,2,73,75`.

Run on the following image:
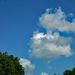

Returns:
0,51,25,75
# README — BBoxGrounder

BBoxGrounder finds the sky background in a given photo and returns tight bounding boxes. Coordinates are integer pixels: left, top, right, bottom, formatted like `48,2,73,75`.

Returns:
0,0,75,75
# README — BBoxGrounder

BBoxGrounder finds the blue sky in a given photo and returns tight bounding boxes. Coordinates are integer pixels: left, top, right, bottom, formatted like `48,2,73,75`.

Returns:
0,0,75,75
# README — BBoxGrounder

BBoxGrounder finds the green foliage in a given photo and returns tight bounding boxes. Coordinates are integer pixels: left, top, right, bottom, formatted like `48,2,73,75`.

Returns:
0,51,25,75
63,70,72,75
63,68,75,75
72,68,75,75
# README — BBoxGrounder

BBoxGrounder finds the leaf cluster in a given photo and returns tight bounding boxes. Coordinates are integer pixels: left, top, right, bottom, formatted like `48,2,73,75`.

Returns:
0,52,25,75
63,68,75,75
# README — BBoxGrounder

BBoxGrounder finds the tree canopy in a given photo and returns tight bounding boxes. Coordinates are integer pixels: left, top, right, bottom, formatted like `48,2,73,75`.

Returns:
63,68,75,75
0,51,25,75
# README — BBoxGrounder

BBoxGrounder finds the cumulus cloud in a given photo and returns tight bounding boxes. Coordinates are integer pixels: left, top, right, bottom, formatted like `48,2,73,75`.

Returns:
39,7,75,32
29,7,74,64
19,58,35,75
40,72,48,75
29,30,73,63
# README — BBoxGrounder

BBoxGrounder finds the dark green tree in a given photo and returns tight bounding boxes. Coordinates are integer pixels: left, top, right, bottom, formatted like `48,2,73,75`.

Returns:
72,68,75,75
63,70,72,75
0,51,25,75
63,68,75,75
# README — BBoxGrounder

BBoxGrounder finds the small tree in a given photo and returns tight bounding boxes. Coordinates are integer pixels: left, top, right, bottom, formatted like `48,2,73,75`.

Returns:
0,51,25,75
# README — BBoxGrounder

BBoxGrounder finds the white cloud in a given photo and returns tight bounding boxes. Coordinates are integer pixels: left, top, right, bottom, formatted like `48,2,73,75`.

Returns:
40,72,48,75
29,30,73,63
29,7,74,64
39,7,75,32
68,13,73,17
19,58,35,75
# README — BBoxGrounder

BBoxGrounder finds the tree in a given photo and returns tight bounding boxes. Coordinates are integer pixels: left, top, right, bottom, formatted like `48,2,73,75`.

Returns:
72,68,75,75
63,68,75,75
0,51,25,75
63,70,72,75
